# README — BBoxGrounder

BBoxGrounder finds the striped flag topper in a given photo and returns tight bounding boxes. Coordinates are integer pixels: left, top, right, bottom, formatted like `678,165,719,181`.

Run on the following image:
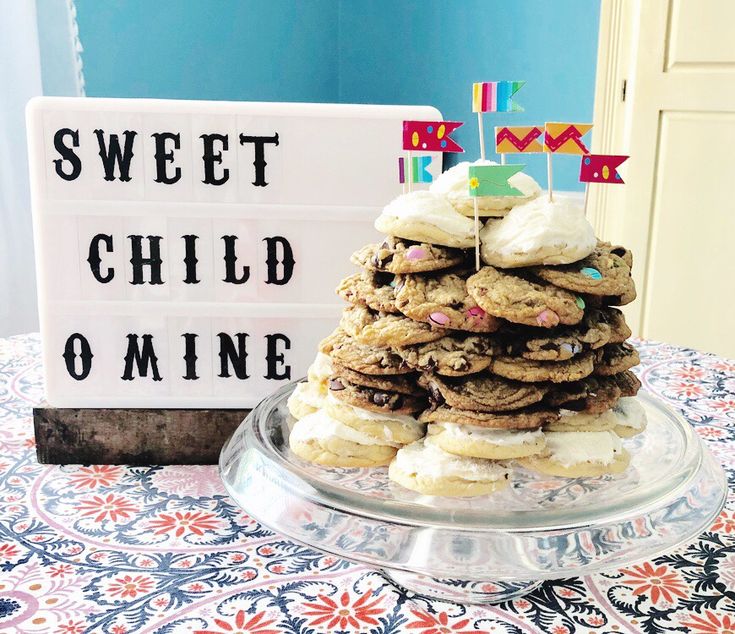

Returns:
398,156,433,184
472,81,525,113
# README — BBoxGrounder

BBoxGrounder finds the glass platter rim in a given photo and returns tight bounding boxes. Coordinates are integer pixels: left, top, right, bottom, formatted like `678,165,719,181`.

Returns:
233,381,711,533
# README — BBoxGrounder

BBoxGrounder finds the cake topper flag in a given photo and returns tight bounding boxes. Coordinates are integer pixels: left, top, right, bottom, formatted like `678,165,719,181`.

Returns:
402,120,462,191
495,125,544,154
472,81,525,163
399,156,433,185
543,122,593,202
579,154,628,184
467,164,525,271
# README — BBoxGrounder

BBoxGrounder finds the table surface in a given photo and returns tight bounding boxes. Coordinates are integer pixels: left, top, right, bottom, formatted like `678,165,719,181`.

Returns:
0,334,733,634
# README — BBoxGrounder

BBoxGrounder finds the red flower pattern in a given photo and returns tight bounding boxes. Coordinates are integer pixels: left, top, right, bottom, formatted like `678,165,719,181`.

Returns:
0,542,20,560
682,611,735,634
56,621,86,634
76,493,137,523
68,464,122,489
108,574,155,599
405,609,489,634
620,562,688,605
49,563,74,577
303,590,385,630
195,610,280,634
711,510,735,535
148,510,220,537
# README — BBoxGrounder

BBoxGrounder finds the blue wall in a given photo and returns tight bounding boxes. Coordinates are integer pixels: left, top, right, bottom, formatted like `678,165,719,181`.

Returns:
75,0,599,190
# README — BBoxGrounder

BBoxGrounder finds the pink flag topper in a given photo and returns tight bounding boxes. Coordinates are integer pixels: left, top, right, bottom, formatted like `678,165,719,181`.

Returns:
402,120,464,153
579,154,629,184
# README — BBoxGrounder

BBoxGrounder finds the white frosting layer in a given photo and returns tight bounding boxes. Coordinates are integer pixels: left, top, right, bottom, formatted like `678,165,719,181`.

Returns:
613,397,647,430
429,422,544,446
307,352,333,383
480,195,596,267
289,381,325,409
544,431,623,467
558,408,620,428
430,159,541,205
377,191,475,240
326,394,420,427
393,439,511,481
290,410,397,447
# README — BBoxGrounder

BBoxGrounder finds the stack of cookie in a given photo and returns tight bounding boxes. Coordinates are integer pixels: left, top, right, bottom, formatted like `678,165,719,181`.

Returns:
288,160,646,497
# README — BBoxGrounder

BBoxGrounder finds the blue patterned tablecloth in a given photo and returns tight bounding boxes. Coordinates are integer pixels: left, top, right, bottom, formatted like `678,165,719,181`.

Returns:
0,333,733,634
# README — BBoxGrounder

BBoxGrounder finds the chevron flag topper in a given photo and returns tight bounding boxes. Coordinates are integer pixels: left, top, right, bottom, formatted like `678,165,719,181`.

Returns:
495,125,544,154
543,122,593,155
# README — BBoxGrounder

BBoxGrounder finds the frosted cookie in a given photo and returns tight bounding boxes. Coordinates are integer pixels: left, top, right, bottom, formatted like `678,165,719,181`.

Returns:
324,394,425,445
340,304,446,347
286,380,326,419
518,431,630,477
489,352,595,383
429,159,541,217
467,266,584,328
374,191,477,248
544,408,620,432
420,404,558,429
395,334,498,376
329,376,427,415
336,271,399,314
289,410,397,467
307,352,334,392
594,343,640,376
394,270,502,332
319,328,412,375
531,243,635,300
351,236,467,274
479,196,596,268
611,396,648,438
420,373,548,412
427,422,546,460
388,439,512,497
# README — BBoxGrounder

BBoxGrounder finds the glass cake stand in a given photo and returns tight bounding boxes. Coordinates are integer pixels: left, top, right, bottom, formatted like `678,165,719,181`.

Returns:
219,383,728,604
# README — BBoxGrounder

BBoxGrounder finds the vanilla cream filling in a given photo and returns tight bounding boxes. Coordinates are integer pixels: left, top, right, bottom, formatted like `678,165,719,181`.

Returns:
613,397,647,430
289,381,325,410
557,408,620,428
378,191,475,239
290,410,398,447
480,195,596,267
429,422,544,446
544,431,623,467
393,439,511,481
430,159,540,203
307,352,333,383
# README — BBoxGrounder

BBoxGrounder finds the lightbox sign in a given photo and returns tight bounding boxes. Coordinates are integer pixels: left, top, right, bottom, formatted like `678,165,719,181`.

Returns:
26,97,441,407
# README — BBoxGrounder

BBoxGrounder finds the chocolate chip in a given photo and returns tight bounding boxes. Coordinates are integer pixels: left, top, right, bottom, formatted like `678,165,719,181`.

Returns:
372,391,391,406
329,378,345,391
427,382,445,405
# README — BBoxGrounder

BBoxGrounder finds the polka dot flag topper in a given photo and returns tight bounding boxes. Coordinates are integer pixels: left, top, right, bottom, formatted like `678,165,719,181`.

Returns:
579,154,629,184
402,120,464,153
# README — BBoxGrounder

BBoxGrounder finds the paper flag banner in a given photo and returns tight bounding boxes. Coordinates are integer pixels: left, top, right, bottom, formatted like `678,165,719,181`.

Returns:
579,154,629,184
402,120,464,153
468,164,525,197
472,81,525,113
495,125,544,153
543,122,593,155
399,156,433,184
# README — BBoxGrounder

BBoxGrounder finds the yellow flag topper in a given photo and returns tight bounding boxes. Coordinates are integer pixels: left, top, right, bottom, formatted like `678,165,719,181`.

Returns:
543,122,593,155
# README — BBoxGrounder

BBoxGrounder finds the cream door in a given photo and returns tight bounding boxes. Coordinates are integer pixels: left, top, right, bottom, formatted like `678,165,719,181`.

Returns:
589,0,735,357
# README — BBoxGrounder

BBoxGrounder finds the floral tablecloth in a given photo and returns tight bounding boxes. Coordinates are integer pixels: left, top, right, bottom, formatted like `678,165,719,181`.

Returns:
1,334,734,634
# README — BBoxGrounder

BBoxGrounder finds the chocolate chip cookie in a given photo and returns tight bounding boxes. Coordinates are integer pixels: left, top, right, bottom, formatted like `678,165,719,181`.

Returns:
394,270,502,332
531,243,635,299
319,328,412,375
351,236,466,274
329,376,427,415
419,404,558,429
419,373,549,412
594,343,640,376
336,271,399,314
330,361,419,395
395,334,499,376
489,351,595,383
340,304,446,347
467,266,584,328
545,374,624,414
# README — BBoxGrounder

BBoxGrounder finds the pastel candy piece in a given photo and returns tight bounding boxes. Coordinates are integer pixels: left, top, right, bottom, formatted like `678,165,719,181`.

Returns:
389,278,397,288
429,312,451,326
405,246,427,260
560,343,574,356
466,306,487,319
536,309,559,328
581,267,602,280
575,296,586,310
